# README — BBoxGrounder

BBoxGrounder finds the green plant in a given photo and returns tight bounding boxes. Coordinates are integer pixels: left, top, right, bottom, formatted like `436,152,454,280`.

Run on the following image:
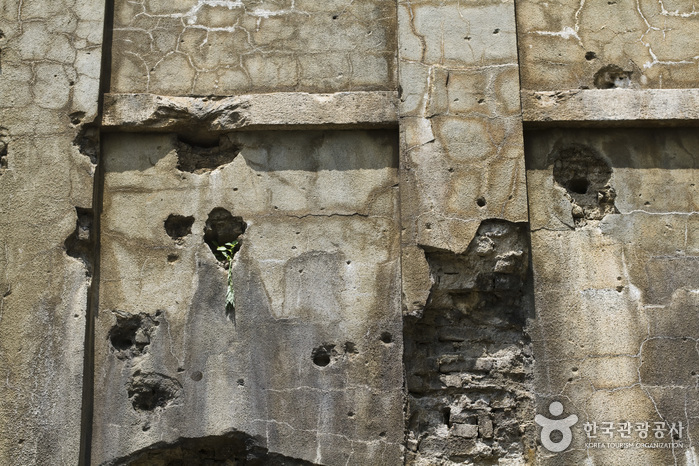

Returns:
216,240,239,312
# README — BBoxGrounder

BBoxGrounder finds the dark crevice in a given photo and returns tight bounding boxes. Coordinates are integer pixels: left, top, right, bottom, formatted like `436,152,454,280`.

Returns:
107,310,159,360
552,144,618,227
176,136,239,173
109,431,318,466
0,127,8,172
203,208,246,262
164,214,194,242
64,207,94,274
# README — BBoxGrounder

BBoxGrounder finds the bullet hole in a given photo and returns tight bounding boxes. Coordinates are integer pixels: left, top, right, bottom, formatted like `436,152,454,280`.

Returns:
616,285,624,292
108,311,159,360
69,111,85,125
493,28,500,34
0,127,7,172
476,197,486,207
594,64,632,89
477,98,485,104
448,167,454,173
203,208,246,262
464,36,471,40
344,341,358,354
73,125,99,164
176,136,239,173
442,407,451,426
127,372,182,411
572,367,578,372
237,378,245,386
567,177,589,195
164,214,195,243
18,439,24,445
348,411,355,417
346,260,351,265
64,207,93,273
190,371,203,381
380,332,393,344
692,371,696,376
167,254,179,263
312,344,337,367
585,51,597,61
379,431,386,437
332,14,338,19
552,144,617,227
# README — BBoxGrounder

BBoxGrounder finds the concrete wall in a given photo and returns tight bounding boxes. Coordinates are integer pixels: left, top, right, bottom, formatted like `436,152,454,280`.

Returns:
0,0,104,463
0,0,698,464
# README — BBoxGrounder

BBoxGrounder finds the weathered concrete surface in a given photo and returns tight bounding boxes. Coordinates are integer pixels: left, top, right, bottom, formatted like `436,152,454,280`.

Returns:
110,0,397,95
523,88,699,126
517,0,699,91
398,0,529,318
0,0,104,464
92,130,403,465
397,1,532,463
102,91,399,132
526,127,699,464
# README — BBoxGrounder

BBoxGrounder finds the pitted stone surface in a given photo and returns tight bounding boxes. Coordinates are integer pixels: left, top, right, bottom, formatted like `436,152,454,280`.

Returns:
92,130,403,465
0,0,104,464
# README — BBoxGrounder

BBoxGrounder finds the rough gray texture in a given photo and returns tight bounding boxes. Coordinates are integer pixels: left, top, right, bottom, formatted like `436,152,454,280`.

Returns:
2,0,699,465
102,92,399,132
517,0,699,90
91,130,403,465
526,127,699,464
405,220,536,465
523,89,699,126
110,0,397,95
0,0,104,463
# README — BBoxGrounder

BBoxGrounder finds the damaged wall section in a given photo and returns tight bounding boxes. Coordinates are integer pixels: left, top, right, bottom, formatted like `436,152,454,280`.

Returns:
404,220,536,465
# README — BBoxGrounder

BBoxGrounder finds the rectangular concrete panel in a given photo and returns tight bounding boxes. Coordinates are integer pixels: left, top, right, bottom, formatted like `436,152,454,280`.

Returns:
91,130,404,465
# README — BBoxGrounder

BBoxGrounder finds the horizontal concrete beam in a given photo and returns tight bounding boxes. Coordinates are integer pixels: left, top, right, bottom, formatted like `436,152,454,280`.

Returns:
102,92,399,132
522,89,699,127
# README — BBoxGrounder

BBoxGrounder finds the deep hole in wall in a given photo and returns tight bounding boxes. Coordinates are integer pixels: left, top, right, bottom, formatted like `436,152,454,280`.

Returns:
176,135,239,173
110,430,316,465
203,208,246,262
64,207,94,274
404,220,536,464
164,214,194,241
552,144,618,227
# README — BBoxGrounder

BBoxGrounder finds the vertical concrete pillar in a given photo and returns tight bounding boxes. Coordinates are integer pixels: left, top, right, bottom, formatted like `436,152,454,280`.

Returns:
398,0,529,311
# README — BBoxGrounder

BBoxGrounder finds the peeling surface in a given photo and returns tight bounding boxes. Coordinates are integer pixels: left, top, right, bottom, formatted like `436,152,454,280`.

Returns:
405,220,536,465
398,0,528,264
110,0,397,95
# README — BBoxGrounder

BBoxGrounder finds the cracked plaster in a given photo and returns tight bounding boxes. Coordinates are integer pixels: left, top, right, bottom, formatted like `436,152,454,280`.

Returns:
517,0,699,90
111,0,397,95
